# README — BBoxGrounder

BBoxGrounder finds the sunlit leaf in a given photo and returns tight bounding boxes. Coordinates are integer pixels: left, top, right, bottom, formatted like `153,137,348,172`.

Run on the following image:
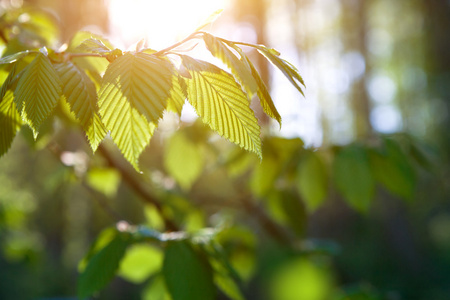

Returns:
333,145,375,212
0,50,35,65
67,32,111,75
164,131,204,190
78,233,130,299
86,167,121,197
142,275,172,300
19,8,59,45
54,61,106,151
0,64,18,103
269,257,334,300
78,227,118,272
98,52,174,170
119,244,163,284
181,55,261,157
194,9,223,32
203,33,257,98
76,38,112,54
242,53,282,125
14,53,61,138
163,241,216,300
166,74,187,115
254,45,305,96
296,151,328,211
370,138,416,201
0,90,22,157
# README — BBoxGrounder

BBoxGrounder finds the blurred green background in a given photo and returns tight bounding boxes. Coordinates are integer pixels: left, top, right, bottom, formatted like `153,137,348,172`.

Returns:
0,0,449,299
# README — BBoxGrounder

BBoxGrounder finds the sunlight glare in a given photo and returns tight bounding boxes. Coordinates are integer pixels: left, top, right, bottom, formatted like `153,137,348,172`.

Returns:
108,0,228,49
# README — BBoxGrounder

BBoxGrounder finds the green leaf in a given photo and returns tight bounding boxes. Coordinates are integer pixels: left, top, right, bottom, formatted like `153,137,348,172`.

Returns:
0,90,22,157
54,61,106,151
78,233,130,299
333,145,375,212
296,151,328,212
68,32,112,75
98,52,174,170
269,257,334,300
164,131,204,190
86,167,121,197
119,244,163,284
166,74,187,115
0,64,18,104
194,9,223,32
250,154,281,196
163,241,216,300
280,191,307,237
76,38,112,54
142,275,172,300
203,33,258,98
19,8,59,45
242,53,282,125
0,50,35,64
181,55,262,158
370,138,416,201
255,45,305,96
14,53,61,138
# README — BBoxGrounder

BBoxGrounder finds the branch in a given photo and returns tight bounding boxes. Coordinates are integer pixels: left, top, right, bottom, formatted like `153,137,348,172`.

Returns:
97,144,179,232
152,31,202,56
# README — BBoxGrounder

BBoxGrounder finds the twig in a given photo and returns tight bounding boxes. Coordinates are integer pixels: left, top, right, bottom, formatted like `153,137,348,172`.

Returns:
152,31,202,56
97,144,179,232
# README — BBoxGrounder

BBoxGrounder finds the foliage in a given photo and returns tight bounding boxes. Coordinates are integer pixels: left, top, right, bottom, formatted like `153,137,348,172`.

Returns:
0,4,444,300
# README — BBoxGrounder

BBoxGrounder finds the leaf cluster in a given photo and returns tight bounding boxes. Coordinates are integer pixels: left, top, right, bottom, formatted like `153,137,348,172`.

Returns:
0,21,305,170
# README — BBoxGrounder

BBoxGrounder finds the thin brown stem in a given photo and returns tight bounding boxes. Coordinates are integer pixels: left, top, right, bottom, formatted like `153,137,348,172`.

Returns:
68,53,105,58
152,31,202,56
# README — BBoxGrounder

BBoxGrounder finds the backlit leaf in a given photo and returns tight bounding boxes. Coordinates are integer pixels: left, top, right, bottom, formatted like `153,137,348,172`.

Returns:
181,55,261,157
119,244,163,284
0,50,35,64
203,33,257,98
164,131,204,190
0,64,18,104
98,52,174,170
14,53,61,138
242,53,281,125
269,257,334,300
68,32,112,75
0,90,22,157
76,38,112,54
255,45,305,96
163,241,216,300
194,9,223,32
333,145,375,212
54,61,106,151
78,233,130,299
166,74,187,115
86,167,121,197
